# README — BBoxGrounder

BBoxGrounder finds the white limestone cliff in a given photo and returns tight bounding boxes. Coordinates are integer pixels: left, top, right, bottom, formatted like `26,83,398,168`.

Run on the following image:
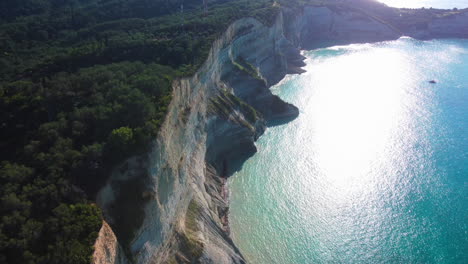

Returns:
92,4,467,264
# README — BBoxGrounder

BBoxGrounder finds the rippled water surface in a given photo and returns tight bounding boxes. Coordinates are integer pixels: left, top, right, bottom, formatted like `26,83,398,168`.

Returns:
229,38,468,263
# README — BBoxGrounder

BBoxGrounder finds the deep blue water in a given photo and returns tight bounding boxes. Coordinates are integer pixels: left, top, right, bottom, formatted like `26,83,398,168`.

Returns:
229,38,468,263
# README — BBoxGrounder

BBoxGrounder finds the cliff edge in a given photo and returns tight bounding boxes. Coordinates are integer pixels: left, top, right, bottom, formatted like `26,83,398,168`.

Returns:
93,3,468,264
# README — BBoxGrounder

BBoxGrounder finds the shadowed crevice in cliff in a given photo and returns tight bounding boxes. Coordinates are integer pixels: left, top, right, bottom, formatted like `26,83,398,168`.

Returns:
205,91,266,177
222,58,300,127
97,157,155,259
108,174,147,253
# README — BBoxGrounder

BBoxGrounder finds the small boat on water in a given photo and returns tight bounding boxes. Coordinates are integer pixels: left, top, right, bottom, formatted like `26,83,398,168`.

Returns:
429,80,437,84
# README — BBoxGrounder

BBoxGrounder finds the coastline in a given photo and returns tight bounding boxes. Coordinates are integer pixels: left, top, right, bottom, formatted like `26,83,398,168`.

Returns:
92,4,468,264
226,37,468,264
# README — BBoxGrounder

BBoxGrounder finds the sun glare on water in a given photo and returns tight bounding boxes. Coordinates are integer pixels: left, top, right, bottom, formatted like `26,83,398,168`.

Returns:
297,45,412,198
230,36,468,264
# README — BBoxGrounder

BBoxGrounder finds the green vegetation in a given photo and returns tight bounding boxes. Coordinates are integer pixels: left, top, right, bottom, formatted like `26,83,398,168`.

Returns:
232,56,263,81
0,0,281,263
209,89,261,130
180,199,204,261
6,0,461,262
0,61,174,264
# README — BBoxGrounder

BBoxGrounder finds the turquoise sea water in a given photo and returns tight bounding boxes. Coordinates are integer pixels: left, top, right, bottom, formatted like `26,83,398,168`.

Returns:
229,38,468,263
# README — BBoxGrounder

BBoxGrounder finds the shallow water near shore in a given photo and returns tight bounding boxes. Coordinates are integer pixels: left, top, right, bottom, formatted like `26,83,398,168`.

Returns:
229,37,468,263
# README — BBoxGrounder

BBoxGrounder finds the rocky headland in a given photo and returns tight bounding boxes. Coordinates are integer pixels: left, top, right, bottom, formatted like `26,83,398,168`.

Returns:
92,3,468,264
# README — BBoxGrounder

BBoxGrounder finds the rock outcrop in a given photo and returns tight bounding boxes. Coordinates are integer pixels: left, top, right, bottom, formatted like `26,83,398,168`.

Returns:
92,4,468,264
93,221,127,264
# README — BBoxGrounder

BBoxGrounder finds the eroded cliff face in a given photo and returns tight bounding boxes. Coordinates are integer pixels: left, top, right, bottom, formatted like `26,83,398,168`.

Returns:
95,13,300,263
283,6,401,49
93,5,466,264
408,12,468,39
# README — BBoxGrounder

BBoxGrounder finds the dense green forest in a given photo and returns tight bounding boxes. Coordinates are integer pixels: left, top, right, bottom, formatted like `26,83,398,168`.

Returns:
0,0,281,263
3,0,465,262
